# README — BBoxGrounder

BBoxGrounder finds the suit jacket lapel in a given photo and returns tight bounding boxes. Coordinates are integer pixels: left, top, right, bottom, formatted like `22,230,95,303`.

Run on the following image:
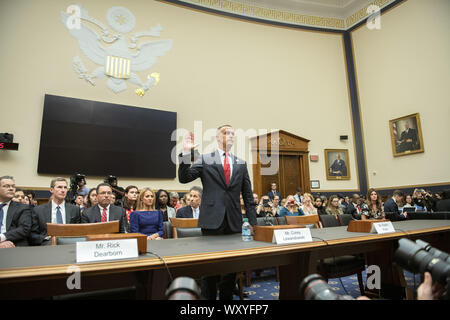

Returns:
45,202,52,223
6,201,16,230
228,154,240,187
213,151,228,187
94,206,102,222
65,203,72,224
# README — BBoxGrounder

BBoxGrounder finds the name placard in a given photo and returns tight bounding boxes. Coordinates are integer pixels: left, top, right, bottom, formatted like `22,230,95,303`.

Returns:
76,239,138,263
272,228,312,245
370,221,396,234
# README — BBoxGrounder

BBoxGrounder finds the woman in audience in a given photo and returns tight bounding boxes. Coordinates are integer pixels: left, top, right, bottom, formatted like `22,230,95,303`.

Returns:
272,195,283,216
12,189,26,203
279,195,305,217
86,189,98,208
300,193,317,215
122,185,139,224
325,195,344,216
403,194,416,211
361,188,384,220
314,196,327,215
130,188,164,240
155,189,176,222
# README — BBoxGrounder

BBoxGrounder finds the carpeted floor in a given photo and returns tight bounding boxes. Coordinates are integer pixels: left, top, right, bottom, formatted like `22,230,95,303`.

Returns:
236,268,422,300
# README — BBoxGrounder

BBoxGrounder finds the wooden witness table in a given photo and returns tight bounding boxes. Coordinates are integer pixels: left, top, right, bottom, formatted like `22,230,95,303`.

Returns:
0,220,449,300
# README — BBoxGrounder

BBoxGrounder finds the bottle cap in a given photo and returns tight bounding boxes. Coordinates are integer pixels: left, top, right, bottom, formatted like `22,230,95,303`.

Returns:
243,218,248,222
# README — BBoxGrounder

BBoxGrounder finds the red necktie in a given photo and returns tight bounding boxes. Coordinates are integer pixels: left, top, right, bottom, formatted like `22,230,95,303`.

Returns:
223,152,231,185
101,207,107,222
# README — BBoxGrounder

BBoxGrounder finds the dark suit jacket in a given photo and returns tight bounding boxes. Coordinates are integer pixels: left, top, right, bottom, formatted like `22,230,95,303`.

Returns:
81,205,128,233
436,199,450,212
29,201,81,246
176,205,198,218
2,201,32,246
345,203,361,219
267,191,282,201
179,150,257,232
384,198,406,220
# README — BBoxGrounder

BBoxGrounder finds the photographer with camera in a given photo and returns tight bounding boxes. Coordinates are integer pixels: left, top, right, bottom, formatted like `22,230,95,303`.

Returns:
279,195,305,217
66,174,88,204
256,195,275,217
104,175,125,205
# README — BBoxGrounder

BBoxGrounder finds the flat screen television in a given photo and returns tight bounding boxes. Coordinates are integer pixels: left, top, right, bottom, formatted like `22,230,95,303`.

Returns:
38,94,177,179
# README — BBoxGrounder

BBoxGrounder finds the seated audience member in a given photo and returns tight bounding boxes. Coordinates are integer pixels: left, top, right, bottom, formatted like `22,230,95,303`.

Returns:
176,186,202,218
180,193,190,207
155,189,176,222
0,176,32,246
267,182,282,201
279,195,305,217
361,188,384,220
383,190,407,220
314,196,327,215
412,188,427,211
345,193,362,219
294,187,303,204
110,193,116,205
338,194,348,211
122,185,139,224
403,194,416,212
29,178,81,246
74,194,85,211
12,189,27,204
256,195,274,217
169,192,182,212
24,190,37,207
23,195,31,206
86,189,98,209
300,193,317,215
130,188,163,240
81,183,128,233
326,195,344,217
320,195,328,209
436,189,450,211
272,195,283,216
240,194,247,219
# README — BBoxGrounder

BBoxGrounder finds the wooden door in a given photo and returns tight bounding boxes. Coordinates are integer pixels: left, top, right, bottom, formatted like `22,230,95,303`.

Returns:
281,155,302,197
260,152,279,198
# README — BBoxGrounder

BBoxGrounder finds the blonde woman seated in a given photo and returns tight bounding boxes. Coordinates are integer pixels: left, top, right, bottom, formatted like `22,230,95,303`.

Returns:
300,193,317,215
361,188,384,220
279,195,305,217
130,188,164,240
325,195,344,217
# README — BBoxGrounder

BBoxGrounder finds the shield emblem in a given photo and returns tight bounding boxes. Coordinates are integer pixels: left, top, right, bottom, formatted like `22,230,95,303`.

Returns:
105,55,130,79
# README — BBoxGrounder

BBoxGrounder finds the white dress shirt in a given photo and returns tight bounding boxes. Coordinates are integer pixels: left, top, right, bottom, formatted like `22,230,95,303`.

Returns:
217,147,233,181
0,200,12,242
98,204,110,221
192,206,200,219
51,200,66,224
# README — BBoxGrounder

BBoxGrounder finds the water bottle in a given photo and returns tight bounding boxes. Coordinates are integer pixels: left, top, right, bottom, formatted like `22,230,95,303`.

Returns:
242,218,253,242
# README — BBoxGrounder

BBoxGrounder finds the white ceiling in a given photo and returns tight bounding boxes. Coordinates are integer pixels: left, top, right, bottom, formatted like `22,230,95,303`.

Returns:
238,0,374,19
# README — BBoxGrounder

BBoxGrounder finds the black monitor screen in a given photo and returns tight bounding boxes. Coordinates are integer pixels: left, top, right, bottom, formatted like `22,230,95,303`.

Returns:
38,94,176,178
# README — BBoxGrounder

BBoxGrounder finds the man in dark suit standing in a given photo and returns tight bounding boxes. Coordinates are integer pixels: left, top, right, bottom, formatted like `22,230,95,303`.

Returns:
0,176,31,247
267,182,282,202
384,190,407,220
29,177,81,246
396,122,419,153
178,124,257,300
176,186,202,219
81,183,128,233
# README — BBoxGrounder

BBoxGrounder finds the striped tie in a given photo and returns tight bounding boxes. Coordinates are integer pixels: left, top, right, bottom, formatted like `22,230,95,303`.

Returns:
101,207,107,223
56,206,63,224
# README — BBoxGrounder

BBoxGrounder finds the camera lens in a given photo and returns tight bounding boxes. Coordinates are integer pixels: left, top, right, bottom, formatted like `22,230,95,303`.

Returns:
300,274,354,300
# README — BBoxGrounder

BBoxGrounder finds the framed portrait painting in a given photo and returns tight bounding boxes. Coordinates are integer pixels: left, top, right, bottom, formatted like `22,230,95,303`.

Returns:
389,113,424,157
325,149,350,180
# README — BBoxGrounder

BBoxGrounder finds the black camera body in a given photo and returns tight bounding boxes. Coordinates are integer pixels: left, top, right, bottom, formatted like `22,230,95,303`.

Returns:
104,175,117,185
299,274,354,300
66,173,86,203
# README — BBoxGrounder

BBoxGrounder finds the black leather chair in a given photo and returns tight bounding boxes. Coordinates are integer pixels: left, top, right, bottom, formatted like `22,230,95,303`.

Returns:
319,214,340,228
163,221,173,239
276,216,287,225
176,228,202,238
338,214,354,226
317,215,366,295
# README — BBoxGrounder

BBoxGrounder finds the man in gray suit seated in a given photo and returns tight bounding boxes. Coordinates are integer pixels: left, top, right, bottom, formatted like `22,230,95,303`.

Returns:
81,183,128,233
176,186,202,219
0,176,32,247
30,177,81,245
